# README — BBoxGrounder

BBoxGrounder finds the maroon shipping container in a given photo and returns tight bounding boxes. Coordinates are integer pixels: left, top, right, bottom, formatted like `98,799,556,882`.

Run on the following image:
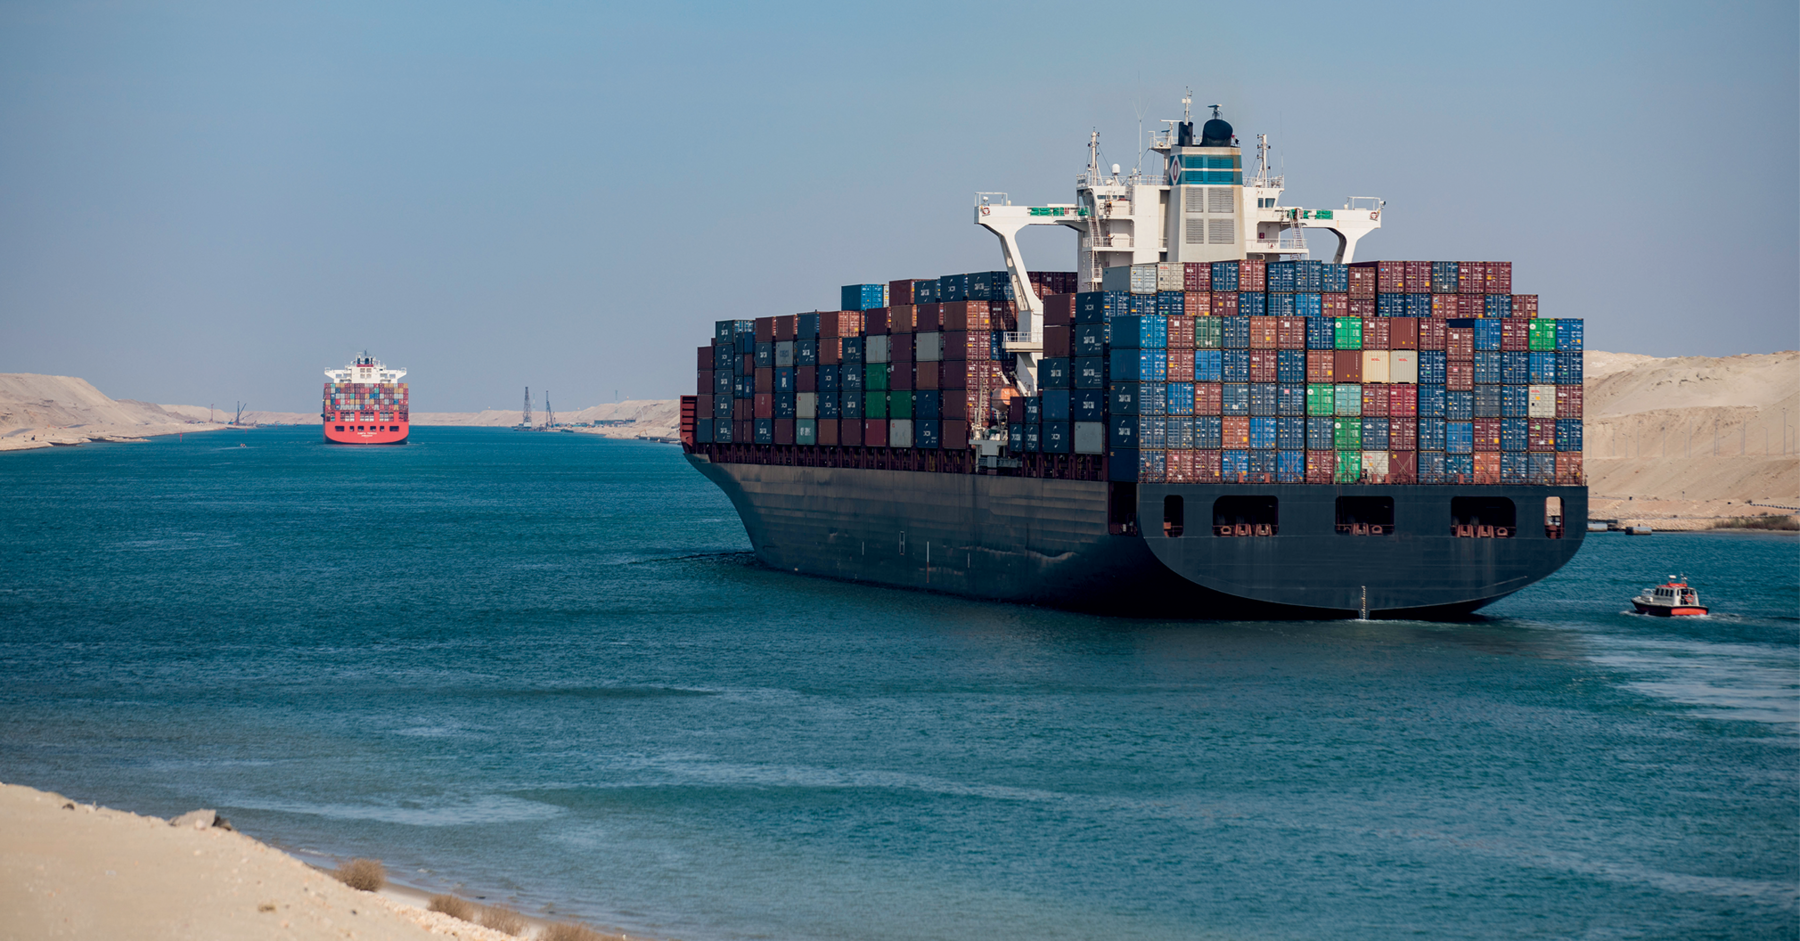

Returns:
1239,259,1267,292
1306,350,1335,383
915,303,943,332
1474,418,1501,451
864,419,887,445
1421,319,1447,350
1446,327,1474,360
863,308,890,335
775,315,796,342
1345,296,1373,318
1404,261,1431,291
941,419,969,448
1363,318,1391,351
1306,450,1336,484
817,419,839,446
1485,261,1512,295
1185,292,1212,317
1043,324,1071,358
1501,320,1528,351
1165,450,1192,484
1389,451,1416,483
1042,294,1074,327
1008,399,1025,423
754,317,774,343
1373,260,1407,294
819,338,839,365
1168,316,1195,350
1511,294,1538,319
840,418,863,447
697,346,714,370
1249,350,1278,383
1473,452,1500,483
1195,382,1222,415
696,393,713,418
1193,449,1222,483
755,368,773,394
1335,350,1363,383
1276,316,1306,349
696,369,712,395
891,334,914,363
941,393,968,421
889,305,915,335
1456,294,1483,318
797,366,816,393
1361,383,1389,417
1184,262,1212,291
942,331,994,363
892,363,914,391
942,301,991,331
732,398,749,421
1426,295,1454,319
821,311,864,338
1390,417,1418,450
1457,262,1487,295
1347,264,1378,297
1556,452,1582,483
1446,361,1474,391
1249,316,1278,350
1556,385,1583,418
888,280,918,306
1213,292,1239,316
1389,384,1418,417
1167,350,1195,382
774,419,795,445
916,361,938,390
754,392,773,418
734,419,752,441
1389,319,1419,350
990,300,1018,331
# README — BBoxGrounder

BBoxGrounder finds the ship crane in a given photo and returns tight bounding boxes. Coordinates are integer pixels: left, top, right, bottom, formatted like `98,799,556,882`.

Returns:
974,101,1383,397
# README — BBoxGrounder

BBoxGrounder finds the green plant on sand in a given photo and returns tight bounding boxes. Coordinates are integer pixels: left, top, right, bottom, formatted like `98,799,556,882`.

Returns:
335,858,387,892
427,893,475,920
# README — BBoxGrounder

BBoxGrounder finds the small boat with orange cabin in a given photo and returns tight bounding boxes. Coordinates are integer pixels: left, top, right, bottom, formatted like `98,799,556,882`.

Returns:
1631,577,1707,616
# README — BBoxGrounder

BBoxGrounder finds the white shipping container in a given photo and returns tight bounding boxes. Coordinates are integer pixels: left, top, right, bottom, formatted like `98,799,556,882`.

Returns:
796,392,816,419
866,335,891,364
915,332,942,362
1390,349,1419,384
1528,385,1557,418
1362,451,1388,479
1131,264,1158,295
1074,421,1105,454
888,418,913,448
1156,262,1184,292
1362,350,1391,384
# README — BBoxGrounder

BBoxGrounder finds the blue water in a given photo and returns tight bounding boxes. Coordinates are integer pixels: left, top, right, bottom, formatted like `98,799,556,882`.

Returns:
1,427,1795,940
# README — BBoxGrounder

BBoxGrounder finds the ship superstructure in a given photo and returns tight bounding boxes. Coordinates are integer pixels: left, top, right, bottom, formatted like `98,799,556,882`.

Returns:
322,353,409,444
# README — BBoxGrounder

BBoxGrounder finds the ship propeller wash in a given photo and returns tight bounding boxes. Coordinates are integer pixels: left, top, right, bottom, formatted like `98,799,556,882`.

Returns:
679,98,1587,618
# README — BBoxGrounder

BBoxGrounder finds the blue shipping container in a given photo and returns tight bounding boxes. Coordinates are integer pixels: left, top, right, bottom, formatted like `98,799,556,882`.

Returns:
1195,415,1223,449
842,284,886,311
1222,349,1251,382
1557,419,1583,451
1195,349,1224,382
1419,418,1447,451
1557,319,1584,352
1074,357,1106,389
1307,416,1334,450
1222,383,1250,415
1223,317,1251,349
1556,351,1583,384
1167,382,1195,415
1074,389,1105,423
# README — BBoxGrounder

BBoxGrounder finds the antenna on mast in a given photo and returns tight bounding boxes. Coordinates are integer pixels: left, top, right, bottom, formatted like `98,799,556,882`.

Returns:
1182,88,1192,122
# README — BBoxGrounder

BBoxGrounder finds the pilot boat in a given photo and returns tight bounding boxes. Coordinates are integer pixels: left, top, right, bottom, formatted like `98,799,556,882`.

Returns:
1631,577,1707,616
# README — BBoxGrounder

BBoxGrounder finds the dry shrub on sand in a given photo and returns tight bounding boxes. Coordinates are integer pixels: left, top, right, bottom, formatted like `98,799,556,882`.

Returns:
478,904,528,935
539,922,609,941
427,894,475,921
335,858,387,892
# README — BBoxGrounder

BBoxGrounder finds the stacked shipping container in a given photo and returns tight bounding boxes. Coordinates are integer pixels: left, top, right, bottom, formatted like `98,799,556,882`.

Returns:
689,260,1582,487
323,383,408,420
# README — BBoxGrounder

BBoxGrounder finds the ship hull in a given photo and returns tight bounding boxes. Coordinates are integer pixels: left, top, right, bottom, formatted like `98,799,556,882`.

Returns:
323,421,410,445
689,453,1586,619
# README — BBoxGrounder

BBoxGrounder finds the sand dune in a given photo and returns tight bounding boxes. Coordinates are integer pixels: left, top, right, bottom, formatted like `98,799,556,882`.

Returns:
0,374,231,451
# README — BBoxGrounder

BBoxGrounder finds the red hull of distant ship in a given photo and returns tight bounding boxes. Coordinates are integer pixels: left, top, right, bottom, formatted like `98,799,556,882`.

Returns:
324,422,409,445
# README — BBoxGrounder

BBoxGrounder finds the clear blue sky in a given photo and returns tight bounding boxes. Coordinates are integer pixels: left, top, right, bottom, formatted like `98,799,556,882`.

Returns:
2,0,1795,412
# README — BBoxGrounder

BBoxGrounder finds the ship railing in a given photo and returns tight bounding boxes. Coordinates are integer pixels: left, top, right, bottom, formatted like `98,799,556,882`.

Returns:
1003,330,1042,346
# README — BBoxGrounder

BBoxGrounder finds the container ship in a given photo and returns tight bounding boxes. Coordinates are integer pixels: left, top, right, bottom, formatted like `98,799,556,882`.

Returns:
679,101,1586,618
322,354,409,444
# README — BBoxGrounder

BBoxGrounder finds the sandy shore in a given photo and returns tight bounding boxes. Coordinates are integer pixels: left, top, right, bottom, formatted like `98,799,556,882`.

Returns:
0,782,637,941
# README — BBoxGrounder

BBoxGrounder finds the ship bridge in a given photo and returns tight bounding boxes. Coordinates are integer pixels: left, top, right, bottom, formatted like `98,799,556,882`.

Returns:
326,353,407,385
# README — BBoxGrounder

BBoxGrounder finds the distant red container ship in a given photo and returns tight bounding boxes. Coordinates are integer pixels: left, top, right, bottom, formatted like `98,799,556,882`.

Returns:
322,353,409,444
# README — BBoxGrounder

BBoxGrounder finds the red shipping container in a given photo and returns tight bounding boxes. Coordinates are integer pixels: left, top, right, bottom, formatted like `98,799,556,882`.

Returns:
819,337,840,365
1164,449,1189,483
1042,294,1074,327
1042,324,1071,358
1511,295,1538,319
1362,383,1389,417
1389,319,1419,350
1335,350,1363,383
1347,265,1377,297
891,335,914,363
1276,316,1306,349
1473,452,1501,483
817,418,838,446
1195,382,1223,414
1249,350,1278,382
1556,452,1583,483
1430,295,1458,319
1213,292,1239,316
1167,350,1195,382
912,303,940,332
1485,261,1512,295
797,366,816,393
1404,261,1431,290
1363,318,1391,350
775,315,796,342
1306,450,1337,483
1446,327,1474,360
1306,350,1335,383
734,419,751,441
1374,260,1407,293
1502,320,1529,351
774,419,795,445
754,318,774,343
1474,418,1501,451
863,308,890,335
696,369,712,395
1184,292,1212,317
1222,416,1251,449
1239,258,1267,292
1458,262,1487,295
942,301,991,331
1388,384,1418,417
1421,319,1447,350
1446,362,1474,391
1167,316,1195,350
889,306,915,334
840,417,863,447
1390,417,1418,451
940,419,969,448
697,346,714,370
821,311,863,338
732,398,749,421
1008,398,1025,423
892,363,914,391
990,300,1018,331
1345,296,1373,318
1249,316,1278,349
942,393,969,421
887,281,915,306
755,368,773,394
1456,294,1483,318
1556,385,1583,418
1183,262,1211,291
1389,450,1417,483
864,419,887,446
754,393,773,418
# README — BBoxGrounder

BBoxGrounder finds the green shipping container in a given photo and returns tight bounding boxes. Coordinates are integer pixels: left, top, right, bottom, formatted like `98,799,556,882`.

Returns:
1529,319,1558,351
1334,317,1362,350
1335,449,1362,483
796,419,817,446
1306,383,1334,416
1334,383,1362,416
1333,418,1362,451
888,391,914,419
864,391,888,418
865,362,890,391
1194,318,1223,349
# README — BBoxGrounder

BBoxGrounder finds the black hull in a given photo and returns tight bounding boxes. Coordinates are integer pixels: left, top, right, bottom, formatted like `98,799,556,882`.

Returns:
689,454,1586,619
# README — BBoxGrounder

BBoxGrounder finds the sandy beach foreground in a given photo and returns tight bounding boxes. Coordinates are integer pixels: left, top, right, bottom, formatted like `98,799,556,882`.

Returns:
0,782,626,941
